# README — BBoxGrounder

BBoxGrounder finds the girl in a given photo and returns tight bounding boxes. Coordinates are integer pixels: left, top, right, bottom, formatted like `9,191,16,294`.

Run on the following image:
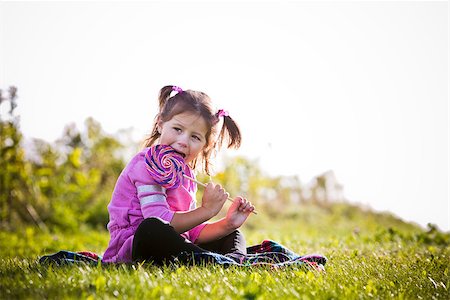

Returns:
103,85,255,264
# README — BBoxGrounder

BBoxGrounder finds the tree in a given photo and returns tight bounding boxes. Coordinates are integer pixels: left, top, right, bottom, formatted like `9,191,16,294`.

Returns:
28,117,125,230
0,87,47,230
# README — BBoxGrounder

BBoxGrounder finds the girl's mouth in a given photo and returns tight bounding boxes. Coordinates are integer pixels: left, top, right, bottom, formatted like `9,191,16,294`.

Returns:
174,150,186,159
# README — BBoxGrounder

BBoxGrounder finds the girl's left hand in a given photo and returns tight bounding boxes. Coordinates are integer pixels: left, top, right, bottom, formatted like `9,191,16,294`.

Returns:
225,197,255,229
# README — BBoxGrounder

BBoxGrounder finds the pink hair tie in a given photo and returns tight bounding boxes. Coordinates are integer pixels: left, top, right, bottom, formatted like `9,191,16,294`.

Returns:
217,109,229,118
172,86,183,93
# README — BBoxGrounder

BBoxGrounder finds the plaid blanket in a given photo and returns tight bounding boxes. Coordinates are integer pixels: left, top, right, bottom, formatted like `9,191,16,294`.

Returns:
39,240,327,271
177,240,327,271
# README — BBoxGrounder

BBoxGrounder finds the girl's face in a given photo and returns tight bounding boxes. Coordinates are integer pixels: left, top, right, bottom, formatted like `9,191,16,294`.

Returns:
158,112,208,164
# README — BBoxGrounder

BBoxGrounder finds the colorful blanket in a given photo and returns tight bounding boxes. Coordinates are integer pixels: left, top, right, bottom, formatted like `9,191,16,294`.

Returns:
39,250,102,265
39,240,327,271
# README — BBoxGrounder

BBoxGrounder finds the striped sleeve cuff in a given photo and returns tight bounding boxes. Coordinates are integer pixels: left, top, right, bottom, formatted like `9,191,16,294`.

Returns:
137,184,167,206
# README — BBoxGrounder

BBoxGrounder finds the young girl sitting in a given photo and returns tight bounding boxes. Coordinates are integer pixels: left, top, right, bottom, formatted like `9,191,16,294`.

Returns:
102,85,255,264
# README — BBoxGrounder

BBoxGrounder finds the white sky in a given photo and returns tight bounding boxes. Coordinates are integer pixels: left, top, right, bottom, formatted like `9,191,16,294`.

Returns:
1,1,448,231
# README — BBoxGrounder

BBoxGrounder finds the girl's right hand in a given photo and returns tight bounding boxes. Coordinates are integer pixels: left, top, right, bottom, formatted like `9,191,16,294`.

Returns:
201,183,228,218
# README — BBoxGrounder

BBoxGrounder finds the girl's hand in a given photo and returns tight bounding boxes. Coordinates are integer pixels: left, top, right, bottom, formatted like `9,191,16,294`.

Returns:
225,197,254,229
201,183,228,218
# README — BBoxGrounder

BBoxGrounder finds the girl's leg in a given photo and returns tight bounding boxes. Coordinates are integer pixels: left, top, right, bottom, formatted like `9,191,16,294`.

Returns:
132,218,205,264
197,230,247,255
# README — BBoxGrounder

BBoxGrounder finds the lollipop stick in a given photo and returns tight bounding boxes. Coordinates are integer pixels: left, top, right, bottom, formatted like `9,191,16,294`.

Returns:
183,174,257,215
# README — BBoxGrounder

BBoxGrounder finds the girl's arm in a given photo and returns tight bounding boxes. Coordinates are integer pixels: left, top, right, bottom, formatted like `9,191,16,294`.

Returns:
194,218,234,244
170,207,212,234
170,182,228,234
195,197,254,244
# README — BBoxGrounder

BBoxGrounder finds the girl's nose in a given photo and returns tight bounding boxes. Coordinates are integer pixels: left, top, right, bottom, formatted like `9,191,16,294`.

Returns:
177,141,187,148
177,135,188,148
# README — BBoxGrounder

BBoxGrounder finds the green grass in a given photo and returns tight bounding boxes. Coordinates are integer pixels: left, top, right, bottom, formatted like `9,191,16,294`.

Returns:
1,202,449,299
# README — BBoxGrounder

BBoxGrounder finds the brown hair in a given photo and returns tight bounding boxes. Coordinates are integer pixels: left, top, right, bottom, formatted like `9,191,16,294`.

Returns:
143,85,241,175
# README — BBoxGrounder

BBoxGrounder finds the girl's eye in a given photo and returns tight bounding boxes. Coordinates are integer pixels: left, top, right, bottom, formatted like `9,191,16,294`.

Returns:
192,135,201,141
173,127,182,133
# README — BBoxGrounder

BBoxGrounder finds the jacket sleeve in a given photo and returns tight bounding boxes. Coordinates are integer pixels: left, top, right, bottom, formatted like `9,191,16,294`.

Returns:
128,152,174,224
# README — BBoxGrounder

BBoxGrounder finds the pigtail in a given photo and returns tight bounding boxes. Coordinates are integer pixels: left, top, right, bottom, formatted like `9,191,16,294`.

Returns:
143,85,178,148
217,114,242,150
159,85,177,110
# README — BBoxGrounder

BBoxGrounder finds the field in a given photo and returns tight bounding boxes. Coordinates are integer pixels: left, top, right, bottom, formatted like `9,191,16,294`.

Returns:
1,202,449,299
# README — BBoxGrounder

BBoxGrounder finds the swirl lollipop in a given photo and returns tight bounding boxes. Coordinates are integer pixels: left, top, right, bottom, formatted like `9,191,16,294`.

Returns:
145,144,185,189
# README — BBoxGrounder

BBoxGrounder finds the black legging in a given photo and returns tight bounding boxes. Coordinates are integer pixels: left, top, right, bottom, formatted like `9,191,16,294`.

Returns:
132,218,246,264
